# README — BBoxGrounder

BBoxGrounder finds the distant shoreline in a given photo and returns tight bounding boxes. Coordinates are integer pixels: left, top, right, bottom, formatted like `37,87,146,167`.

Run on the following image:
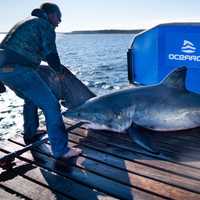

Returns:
0,29,145,35
66,29,144,34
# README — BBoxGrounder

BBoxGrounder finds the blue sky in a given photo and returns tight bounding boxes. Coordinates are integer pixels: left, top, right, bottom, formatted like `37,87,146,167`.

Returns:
0,0,200,32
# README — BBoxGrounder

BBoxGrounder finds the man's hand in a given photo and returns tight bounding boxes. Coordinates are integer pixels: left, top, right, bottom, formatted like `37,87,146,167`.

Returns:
54,72,65,81
54,64,66,81
0,81,6,93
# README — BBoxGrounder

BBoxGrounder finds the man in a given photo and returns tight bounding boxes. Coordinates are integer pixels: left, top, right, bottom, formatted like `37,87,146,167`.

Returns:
0,3,82,160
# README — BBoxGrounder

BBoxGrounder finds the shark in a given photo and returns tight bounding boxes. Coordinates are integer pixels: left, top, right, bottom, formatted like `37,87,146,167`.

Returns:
63,67,200,154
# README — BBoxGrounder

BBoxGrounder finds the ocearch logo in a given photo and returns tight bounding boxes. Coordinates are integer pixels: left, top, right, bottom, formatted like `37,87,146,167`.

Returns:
181,40,196,54
168,40,200,62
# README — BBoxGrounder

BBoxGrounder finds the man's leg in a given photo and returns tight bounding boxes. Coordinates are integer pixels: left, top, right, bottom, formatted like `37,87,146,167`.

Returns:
23,99,39,142
2,81,40,142
0,65,75,158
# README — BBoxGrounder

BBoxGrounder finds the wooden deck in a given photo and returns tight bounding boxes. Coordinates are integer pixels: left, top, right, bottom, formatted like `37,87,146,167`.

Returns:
1,119,200,200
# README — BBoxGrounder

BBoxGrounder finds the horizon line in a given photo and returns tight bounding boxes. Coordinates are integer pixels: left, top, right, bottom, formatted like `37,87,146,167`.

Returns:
0,28,145,34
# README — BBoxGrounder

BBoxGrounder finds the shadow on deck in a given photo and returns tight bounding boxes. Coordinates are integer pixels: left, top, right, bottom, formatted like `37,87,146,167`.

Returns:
1,120,200,200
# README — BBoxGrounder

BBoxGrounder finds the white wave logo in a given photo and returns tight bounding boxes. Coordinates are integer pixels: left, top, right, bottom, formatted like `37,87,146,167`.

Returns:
181,40,196,54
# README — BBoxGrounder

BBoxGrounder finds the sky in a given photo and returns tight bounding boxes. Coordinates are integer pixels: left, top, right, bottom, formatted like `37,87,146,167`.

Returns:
0,0,200,32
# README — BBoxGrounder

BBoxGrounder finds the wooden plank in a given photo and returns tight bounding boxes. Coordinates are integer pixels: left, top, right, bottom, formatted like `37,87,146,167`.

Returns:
9,136,200,200
0,162,71,200
68,130,200,180
1,175,71,200
155,141,200,165
153,128,200,143
115,129,200,167
1,138,167,200
0,186,26,200
67,140,200,193
24,167,118,200
75,155,200,199
0,151,117,200
66,120,200,163
13,131,200,194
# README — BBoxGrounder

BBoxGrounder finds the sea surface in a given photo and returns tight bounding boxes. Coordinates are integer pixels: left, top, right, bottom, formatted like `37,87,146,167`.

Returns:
0,33,134,140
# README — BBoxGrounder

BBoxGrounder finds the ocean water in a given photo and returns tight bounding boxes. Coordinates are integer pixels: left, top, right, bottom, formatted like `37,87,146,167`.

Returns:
57,33,134,95
0,33,134,140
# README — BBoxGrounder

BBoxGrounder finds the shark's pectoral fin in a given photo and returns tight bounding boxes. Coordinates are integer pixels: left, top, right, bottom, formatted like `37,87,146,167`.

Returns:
127,124,160,155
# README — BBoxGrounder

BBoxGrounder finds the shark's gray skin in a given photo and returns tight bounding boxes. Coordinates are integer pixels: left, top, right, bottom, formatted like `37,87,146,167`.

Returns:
63,67,200,154
37,64,95,109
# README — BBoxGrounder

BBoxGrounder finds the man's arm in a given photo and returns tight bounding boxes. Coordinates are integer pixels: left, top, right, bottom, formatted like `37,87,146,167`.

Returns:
45,52,64,75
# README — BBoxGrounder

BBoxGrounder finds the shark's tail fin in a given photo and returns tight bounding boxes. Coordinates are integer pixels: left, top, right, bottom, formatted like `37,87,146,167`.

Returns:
60,65,96,108
161,66,187,90
37,64,95,109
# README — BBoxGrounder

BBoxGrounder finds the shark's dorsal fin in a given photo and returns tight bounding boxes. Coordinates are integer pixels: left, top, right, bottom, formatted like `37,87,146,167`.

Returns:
161,67,187,90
